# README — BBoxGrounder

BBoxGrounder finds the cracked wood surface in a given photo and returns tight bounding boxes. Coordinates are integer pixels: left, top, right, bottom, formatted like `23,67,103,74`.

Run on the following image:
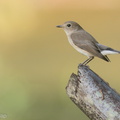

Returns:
66,65,120,120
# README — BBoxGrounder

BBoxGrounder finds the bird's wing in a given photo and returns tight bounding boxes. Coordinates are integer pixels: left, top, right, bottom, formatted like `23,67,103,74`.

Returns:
71,30,100,56
71,30,110,61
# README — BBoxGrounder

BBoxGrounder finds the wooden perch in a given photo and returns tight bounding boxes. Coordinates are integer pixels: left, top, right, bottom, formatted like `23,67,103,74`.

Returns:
66,64,120,120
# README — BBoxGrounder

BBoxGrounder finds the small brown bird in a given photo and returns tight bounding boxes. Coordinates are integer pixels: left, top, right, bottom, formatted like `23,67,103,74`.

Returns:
56,21,120,65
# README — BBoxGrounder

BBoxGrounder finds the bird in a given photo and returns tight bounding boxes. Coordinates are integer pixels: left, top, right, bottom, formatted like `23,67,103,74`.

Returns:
56,21,120,65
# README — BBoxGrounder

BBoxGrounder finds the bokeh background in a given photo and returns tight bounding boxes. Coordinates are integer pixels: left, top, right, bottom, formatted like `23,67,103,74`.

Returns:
0,0,120,120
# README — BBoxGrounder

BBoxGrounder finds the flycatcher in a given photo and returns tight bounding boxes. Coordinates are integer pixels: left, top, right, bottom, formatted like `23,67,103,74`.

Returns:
56,21,120,65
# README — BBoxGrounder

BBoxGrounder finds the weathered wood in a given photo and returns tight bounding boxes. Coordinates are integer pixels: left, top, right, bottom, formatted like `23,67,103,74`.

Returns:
66,64,120,120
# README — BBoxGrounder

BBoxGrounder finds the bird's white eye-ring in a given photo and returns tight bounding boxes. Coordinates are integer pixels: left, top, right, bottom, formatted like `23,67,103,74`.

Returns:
67,24,71,27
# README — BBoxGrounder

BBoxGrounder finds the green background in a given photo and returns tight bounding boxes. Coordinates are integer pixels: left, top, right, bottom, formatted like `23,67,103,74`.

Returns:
0,0,120,120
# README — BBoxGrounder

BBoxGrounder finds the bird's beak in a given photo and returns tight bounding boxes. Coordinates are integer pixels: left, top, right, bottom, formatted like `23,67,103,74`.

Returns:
56,25,63,28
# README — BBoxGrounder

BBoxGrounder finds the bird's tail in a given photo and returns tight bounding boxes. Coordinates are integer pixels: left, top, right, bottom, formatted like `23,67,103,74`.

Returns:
113,49,120,54
97,43,120,55
101,49,120,55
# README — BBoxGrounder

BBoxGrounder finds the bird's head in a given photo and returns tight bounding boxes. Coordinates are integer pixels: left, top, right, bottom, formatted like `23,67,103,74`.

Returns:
56,21,83,35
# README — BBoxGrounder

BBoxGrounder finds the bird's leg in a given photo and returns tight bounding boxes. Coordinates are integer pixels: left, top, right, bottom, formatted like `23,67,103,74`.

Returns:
84,56,94,65
81,56,94,65
81,58,91,65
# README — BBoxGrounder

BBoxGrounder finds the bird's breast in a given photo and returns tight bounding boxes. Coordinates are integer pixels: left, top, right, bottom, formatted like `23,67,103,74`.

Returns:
67,36,93,57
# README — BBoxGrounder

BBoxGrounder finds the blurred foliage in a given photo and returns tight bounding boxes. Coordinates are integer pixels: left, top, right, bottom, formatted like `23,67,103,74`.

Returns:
0,0,120,120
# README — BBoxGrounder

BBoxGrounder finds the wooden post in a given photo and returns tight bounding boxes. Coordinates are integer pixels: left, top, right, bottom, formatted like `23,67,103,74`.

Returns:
66,64,120,120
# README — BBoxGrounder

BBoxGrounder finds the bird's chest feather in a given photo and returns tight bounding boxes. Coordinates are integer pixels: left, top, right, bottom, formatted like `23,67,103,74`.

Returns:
67,36,93,57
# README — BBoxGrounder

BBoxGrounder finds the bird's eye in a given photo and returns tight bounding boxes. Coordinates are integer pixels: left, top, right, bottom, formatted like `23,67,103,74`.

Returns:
67,24,71,27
